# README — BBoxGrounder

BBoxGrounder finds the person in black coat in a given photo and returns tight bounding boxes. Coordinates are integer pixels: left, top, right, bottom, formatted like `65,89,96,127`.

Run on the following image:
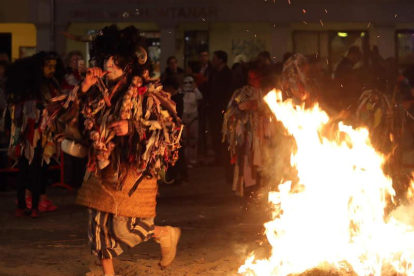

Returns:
206,50,233,182
160,56,185,86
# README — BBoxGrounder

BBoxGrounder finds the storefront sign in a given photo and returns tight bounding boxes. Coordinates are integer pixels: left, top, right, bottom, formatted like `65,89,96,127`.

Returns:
69,6,218,21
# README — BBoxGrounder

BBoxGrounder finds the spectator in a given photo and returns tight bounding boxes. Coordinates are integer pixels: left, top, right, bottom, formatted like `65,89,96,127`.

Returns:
283,52,293,64
306,55,333,108
0,60,9,189
0,53,9,63
199,50,211,81
61,50,85,92
186,61,206,88
257,51,272,69
197,51,212,165
0,60,8,111
61,50,88,189
180,75,203,168
334,45,362,80
334,46,364,111
161,56,184,85
207,50,233,181
231,62,248,91
256,51,279,92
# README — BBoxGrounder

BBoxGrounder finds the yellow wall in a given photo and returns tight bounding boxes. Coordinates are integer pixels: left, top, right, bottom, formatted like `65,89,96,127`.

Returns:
0,23,36,60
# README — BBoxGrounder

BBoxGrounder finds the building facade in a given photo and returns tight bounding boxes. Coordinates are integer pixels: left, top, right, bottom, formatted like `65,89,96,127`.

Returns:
1,0,414,73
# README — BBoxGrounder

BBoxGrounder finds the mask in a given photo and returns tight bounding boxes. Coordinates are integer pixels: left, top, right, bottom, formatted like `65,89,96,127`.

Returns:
183,76,194,92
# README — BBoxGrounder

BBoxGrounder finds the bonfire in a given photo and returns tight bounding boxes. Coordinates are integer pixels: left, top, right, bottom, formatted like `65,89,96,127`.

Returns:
239,90,414,276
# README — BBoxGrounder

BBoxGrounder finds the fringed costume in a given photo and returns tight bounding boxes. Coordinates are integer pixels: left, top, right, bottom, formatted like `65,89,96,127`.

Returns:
50,25,182,260
7,51,63,215
222,84,272,197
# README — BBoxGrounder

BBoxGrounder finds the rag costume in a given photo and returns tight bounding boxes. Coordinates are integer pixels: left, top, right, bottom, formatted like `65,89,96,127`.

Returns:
222,84,272,196
7,53,61,213
282,54,317,106
50,25,182,259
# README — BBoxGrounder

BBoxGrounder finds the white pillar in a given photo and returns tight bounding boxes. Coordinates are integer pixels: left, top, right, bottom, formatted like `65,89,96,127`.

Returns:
160,27,176,73
376,26,395,59
270,25,290,63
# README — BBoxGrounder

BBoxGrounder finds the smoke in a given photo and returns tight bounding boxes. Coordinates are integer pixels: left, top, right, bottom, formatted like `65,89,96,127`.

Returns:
389,202,414,227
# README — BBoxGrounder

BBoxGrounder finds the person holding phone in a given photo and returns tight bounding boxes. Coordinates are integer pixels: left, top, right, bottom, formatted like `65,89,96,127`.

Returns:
61,51,88,189
61,50,86,93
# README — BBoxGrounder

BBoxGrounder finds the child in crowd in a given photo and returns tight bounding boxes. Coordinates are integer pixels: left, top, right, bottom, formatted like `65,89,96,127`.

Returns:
180,75,203,167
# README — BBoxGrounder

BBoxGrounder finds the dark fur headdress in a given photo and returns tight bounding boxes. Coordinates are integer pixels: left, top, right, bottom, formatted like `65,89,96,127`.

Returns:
89,25,146,70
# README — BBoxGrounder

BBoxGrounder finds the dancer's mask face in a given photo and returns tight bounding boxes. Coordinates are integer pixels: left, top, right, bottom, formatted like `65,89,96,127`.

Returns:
104,56,123,80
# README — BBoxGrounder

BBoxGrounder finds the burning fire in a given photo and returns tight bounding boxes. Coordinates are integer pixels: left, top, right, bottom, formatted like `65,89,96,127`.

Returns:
239,90,414,276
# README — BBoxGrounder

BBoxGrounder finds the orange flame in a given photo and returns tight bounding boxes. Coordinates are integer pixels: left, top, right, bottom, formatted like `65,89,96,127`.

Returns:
239,90,414,276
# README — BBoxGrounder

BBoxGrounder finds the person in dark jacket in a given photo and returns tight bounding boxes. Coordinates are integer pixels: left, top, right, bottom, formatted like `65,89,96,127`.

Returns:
334,46,362,80
160,56,184,85
206,51,233,181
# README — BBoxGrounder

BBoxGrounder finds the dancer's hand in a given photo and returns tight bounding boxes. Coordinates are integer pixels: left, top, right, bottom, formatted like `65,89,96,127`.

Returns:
81,67,107,92
109,120,129,136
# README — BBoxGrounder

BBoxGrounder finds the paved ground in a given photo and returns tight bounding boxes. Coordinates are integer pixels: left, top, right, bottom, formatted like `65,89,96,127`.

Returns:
0,166,270,276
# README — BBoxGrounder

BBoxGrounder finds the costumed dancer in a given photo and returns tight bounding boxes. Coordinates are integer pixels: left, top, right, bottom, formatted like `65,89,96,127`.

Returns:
7,51,62,218
50,25,182,276
281,53,317,107
222,70,273,210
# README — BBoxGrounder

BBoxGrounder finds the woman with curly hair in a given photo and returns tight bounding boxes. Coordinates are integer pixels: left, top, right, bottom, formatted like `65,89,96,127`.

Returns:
6,51,64,217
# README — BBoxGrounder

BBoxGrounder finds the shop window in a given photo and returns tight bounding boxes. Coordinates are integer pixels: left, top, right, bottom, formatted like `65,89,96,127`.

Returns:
184,31,209,69
293,30,369,74
396,30,414,68
329,31,369,74
294,31,325,57
142,31,161,79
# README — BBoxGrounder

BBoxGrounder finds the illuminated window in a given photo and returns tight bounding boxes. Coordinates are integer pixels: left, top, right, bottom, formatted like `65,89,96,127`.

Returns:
142,32,161,78
396,30,414,67
329,30,369,73
293,30,369,73
184,31,209,68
